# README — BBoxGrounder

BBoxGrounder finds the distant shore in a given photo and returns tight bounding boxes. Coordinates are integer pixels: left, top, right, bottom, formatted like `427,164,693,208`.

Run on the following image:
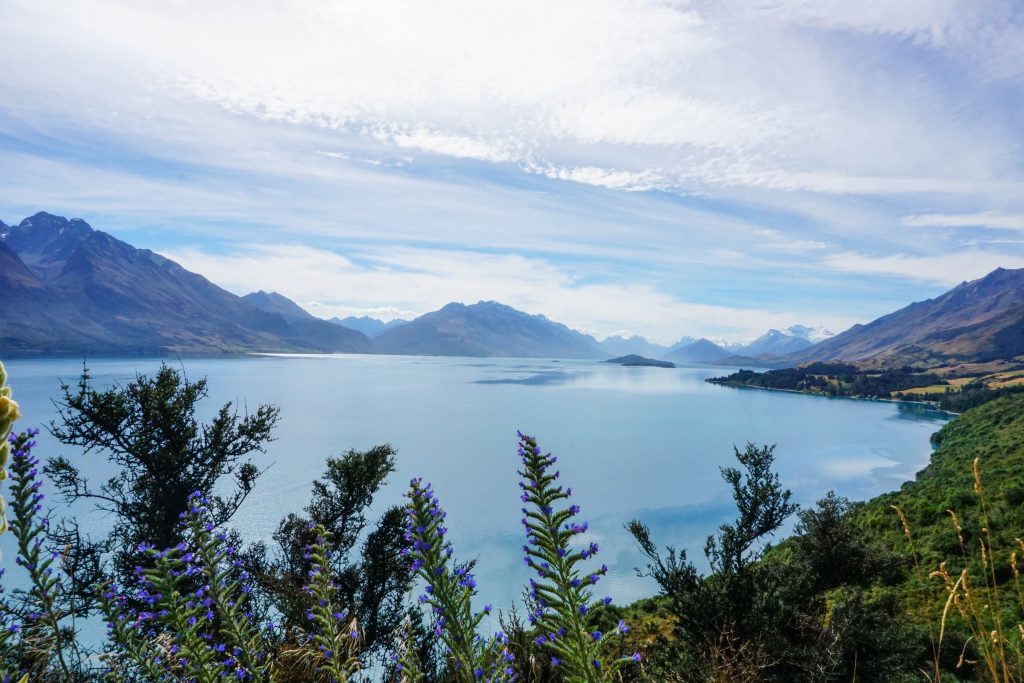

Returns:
706,378,959,415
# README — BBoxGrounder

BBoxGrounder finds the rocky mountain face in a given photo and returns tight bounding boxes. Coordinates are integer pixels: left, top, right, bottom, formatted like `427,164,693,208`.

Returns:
0,212,370,354
242,291,316,321
781,268,1024,367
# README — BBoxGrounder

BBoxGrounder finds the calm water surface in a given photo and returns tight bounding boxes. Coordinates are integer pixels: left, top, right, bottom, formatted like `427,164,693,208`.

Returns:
2,355,950,613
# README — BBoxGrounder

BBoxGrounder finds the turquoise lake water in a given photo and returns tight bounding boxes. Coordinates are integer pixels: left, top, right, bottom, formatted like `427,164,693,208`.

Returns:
1,354,950,614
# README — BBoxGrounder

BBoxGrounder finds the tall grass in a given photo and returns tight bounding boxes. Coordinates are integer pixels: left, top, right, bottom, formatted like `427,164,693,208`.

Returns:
897,457,1024,682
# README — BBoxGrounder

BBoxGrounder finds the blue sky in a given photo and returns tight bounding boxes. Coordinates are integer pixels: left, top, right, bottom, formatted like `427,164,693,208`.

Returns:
2,0,1023,344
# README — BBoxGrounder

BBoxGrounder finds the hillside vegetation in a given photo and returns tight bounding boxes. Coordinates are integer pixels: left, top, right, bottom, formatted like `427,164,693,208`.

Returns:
860,392,1024,568
709,361,1024,412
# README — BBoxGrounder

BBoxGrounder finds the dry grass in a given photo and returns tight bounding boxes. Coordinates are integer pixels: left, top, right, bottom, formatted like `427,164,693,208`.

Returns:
893,385,959,398
273,620,364,682
707,628,776,683
900,457,1024,683
930,361,1022,379
990,373,1024,389
892,503,943,682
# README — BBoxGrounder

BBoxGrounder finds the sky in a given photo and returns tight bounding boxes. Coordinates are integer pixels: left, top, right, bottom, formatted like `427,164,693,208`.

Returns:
1,0,1023,344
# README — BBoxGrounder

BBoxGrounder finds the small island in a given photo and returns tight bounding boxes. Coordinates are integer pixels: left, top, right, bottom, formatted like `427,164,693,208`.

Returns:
602,354,676,368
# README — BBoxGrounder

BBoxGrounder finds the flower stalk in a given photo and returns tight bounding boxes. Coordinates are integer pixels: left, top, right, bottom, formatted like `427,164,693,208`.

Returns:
404,478,515,682
517,432,638,683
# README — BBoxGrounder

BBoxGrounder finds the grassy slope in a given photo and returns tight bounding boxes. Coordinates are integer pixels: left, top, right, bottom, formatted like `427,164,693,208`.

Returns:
858,393,1024,566
853,393,1024,679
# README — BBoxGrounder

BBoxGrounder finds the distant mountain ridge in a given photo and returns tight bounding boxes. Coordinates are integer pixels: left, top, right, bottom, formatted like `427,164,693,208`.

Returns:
372,301,605,358
242,290,316,322
330,315,409,338
5,211,1017,367
787,324,834,344
599,335,670,359
664,338,730,363
738,329,814,357
0,212,370,354
602,354,675,368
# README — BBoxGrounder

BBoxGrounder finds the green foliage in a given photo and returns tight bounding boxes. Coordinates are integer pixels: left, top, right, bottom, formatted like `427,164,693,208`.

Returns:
861,394,1024,569
46,363,280,586
854,394,1024,681
629,443,798,680
517,432,637,682
935,383,1024,412
629,444,922,682
303,527,363,681
99,491,274,682
709,363,948,401
2,431,98,681
404,477,514,682
705,444,798,576
242,445,411,654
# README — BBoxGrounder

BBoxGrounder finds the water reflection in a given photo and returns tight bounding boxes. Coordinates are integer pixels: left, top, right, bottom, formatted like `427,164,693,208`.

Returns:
892,401,952,423
474,362,701,393
474,370,579,385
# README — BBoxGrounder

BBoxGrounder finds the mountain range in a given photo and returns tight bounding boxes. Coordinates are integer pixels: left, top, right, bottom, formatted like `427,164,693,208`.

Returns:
328,316,410,338
371,301,604,358
775,267,1024,368
2,212,1021,367
598,335,670,359
0,213,370,354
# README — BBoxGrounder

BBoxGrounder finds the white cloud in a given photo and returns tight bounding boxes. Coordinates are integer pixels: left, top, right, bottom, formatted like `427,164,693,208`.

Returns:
2,0,1023,331
741,0,962,40
902,211,1024,231
385,129,520,163
164,244,859,344
528,164,667,192
6,0,1021,200
821,250,1024,285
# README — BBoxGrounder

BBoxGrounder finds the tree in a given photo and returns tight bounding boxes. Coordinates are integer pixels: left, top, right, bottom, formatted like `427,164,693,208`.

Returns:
777,492,913,681
242,445,412,656
705,443,797,576
45,363,279,585
629,450,920,682
628,443,798,681
789,491,893,592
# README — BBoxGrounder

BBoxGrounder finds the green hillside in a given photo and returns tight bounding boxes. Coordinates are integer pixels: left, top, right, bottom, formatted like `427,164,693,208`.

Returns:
860,393,1024,565
856,393,1024,681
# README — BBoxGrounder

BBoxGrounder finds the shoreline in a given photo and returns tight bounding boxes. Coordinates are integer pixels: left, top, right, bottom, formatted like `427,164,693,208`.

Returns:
706,379,960,416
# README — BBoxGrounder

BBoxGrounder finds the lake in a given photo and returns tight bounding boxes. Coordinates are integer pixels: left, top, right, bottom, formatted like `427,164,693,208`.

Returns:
1,354,950,615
